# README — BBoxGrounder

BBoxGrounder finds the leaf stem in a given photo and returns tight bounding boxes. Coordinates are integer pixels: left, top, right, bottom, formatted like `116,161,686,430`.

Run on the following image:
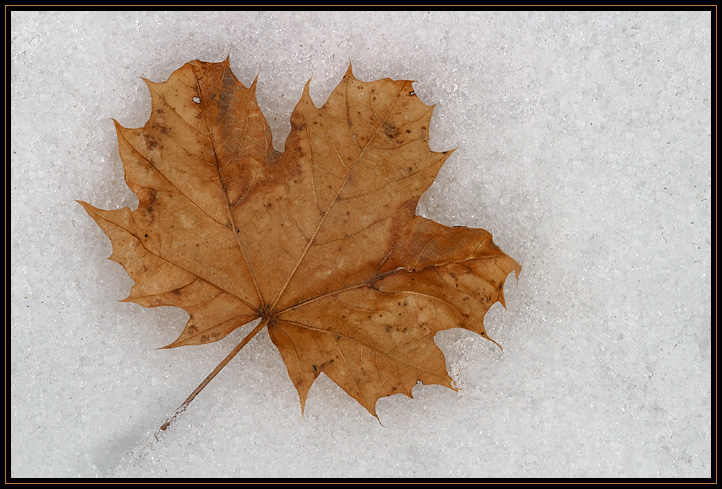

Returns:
156,317,269,435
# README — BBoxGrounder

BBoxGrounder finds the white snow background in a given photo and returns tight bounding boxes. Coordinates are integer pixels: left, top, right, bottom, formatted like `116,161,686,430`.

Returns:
10,11,711,478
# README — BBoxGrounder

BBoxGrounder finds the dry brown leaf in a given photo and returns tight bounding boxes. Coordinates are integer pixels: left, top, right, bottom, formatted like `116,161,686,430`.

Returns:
79,58,521,420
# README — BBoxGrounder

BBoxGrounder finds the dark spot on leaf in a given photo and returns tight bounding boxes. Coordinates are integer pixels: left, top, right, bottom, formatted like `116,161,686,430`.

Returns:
382,122,400,139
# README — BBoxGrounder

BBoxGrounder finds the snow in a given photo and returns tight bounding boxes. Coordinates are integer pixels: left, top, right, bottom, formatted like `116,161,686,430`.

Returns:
11,11,711,478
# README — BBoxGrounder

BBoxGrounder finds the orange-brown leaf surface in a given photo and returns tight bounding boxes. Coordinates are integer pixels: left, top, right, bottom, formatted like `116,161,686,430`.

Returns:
79,59,521,417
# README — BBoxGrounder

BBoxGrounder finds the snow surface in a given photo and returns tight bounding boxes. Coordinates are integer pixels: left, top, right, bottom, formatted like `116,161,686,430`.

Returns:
11,11,711,478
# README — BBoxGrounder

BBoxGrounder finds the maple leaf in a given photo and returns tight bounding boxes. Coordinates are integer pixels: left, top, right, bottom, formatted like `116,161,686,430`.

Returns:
79,58,520,421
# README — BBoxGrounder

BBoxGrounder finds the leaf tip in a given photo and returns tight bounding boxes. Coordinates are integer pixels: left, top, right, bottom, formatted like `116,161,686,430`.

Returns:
370,408,381,424
344,62,354,79
250,72,260,94
302,78,313,100
76,200,97,216
437,148,457,161
484,334,504,353
498,288,508,308
138,76,154,90
110,118,126,133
